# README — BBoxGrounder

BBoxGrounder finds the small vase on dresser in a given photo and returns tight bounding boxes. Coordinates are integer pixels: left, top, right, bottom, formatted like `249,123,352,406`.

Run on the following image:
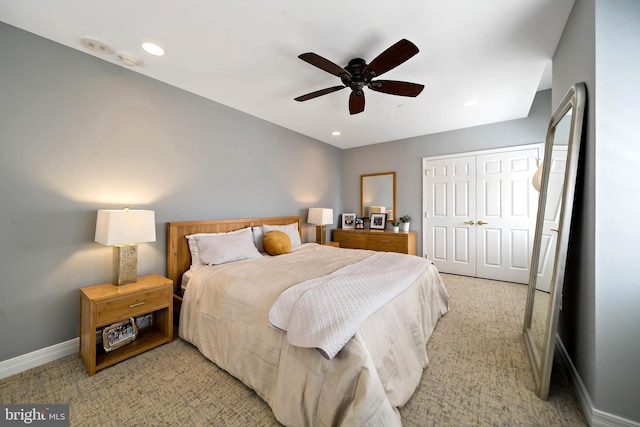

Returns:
399,215,412,232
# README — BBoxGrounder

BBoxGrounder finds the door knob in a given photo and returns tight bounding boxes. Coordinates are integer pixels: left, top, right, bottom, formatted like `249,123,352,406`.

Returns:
477,221,489,225
551,228,559,232
464,220,475,225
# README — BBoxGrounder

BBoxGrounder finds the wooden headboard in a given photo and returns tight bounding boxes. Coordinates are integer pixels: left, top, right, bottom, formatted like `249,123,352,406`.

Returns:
166,216,302,295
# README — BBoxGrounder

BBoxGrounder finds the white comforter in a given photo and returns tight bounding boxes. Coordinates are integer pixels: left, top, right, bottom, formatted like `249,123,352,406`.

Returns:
180,244,449,427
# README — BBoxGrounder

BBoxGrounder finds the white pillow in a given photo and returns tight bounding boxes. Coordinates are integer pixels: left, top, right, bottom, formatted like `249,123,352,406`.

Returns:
263,223,301,247
252,226,265,252
186,227,251,267
195,227,262,266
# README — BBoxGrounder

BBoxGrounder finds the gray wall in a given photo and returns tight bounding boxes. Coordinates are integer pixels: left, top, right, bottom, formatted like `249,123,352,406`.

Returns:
552,0,597,411
341,90,551,256
554,0,640,422
594,2,640,420
0,22,342,361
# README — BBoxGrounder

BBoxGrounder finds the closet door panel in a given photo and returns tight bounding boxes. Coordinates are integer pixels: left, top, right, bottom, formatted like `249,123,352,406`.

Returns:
476,149,539,283
425,156,476,276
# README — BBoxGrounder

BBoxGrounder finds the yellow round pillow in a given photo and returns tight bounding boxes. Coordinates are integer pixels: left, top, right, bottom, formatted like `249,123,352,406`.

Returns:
262,230,292,255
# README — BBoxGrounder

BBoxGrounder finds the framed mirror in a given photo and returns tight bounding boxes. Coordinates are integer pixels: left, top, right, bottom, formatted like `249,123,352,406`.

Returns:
523,83,587,399
361,172,396,220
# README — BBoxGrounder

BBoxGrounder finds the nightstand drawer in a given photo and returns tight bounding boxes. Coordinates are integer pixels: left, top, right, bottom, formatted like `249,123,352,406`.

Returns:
96,288,170,326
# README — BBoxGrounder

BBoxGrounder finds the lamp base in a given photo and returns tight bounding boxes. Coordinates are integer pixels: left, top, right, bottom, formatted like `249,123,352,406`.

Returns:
315,225,327,245
112,245,138,286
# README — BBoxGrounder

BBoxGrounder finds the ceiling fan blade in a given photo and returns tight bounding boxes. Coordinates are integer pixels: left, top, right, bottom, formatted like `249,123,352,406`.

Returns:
294,85,346,102
298,53,351,78
364,39,419,78
369,80,425,97
349,91,365,115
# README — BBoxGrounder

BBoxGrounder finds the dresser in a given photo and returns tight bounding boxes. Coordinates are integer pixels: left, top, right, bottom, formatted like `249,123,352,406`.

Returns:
332,229,416,255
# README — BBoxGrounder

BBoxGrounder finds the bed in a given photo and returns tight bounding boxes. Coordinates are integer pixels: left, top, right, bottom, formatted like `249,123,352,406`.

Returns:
167,216,449,426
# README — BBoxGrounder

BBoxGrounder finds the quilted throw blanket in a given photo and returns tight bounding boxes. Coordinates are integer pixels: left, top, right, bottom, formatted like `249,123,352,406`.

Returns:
269,251,433,359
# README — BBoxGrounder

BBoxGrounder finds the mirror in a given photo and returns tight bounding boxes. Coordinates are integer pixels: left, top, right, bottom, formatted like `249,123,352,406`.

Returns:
361,172,396,220
524,83,587,399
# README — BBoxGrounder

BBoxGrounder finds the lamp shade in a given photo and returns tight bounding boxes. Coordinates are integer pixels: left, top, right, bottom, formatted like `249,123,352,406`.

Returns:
307,208,334,225
368,206,386,214
95,209,156,246
532,161,544,192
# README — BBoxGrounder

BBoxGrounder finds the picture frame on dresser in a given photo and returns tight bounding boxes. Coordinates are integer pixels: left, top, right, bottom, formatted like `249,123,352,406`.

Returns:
342,213,356,229
369,213,386,230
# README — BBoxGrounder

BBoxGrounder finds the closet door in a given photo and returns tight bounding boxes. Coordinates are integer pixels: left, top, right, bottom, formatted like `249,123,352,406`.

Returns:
424,145,541,284
425,155,477,277
475,148,539,283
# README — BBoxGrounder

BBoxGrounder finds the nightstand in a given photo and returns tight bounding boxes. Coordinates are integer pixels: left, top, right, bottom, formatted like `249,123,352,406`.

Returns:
79,274,173,376
324,241,340,247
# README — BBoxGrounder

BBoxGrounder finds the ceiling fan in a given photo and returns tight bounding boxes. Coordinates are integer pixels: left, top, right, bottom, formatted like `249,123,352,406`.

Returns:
294,39,425,115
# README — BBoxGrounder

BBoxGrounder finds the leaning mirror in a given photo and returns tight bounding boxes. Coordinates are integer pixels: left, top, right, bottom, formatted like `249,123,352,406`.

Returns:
361,172,396,220
524,83,586,399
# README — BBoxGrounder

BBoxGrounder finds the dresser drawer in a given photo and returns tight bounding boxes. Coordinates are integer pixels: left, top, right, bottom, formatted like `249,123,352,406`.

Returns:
96,288,170,326
333,230,367,249
367,234,407,253
333,229,416,254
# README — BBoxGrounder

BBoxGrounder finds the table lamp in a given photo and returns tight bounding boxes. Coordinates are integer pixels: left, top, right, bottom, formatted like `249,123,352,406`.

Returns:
95,208,156,285
307,208,333,245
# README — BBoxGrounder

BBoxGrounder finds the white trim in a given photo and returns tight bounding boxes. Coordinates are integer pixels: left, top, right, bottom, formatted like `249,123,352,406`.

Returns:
421,142,544,162
592,411,640,427
556,336,640,427
0,338,79,380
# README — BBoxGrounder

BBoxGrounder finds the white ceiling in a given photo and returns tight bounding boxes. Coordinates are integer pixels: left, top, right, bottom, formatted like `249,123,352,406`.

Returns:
0,0,574,149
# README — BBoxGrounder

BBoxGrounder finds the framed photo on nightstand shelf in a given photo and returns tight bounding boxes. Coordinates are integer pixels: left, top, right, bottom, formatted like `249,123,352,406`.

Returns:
370,213,387,230
102,318,138,353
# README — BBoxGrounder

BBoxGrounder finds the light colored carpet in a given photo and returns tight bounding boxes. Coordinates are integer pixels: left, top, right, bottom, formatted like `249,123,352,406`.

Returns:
0,273,587,426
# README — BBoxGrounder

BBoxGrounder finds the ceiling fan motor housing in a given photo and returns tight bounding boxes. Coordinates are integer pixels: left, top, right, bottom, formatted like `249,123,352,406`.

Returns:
342,58,373,93
295,39,424,114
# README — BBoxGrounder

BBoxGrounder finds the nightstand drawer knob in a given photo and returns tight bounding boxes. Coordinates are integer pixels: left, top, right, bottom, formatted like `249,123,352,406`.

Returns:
128,301,146,308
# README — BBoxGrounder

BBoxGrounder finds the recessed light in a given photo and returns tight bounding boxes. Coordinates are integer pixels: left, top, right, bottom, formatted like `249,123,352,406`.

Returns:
463,99,479,107
331,131,341,136
142,42,165,56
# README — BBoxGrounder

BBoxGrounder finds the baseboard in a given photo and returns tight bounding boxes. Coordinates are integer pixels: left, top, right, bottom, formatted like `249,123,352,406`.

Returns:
591,411,640,427
556,337,640,427
0,338,79,380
